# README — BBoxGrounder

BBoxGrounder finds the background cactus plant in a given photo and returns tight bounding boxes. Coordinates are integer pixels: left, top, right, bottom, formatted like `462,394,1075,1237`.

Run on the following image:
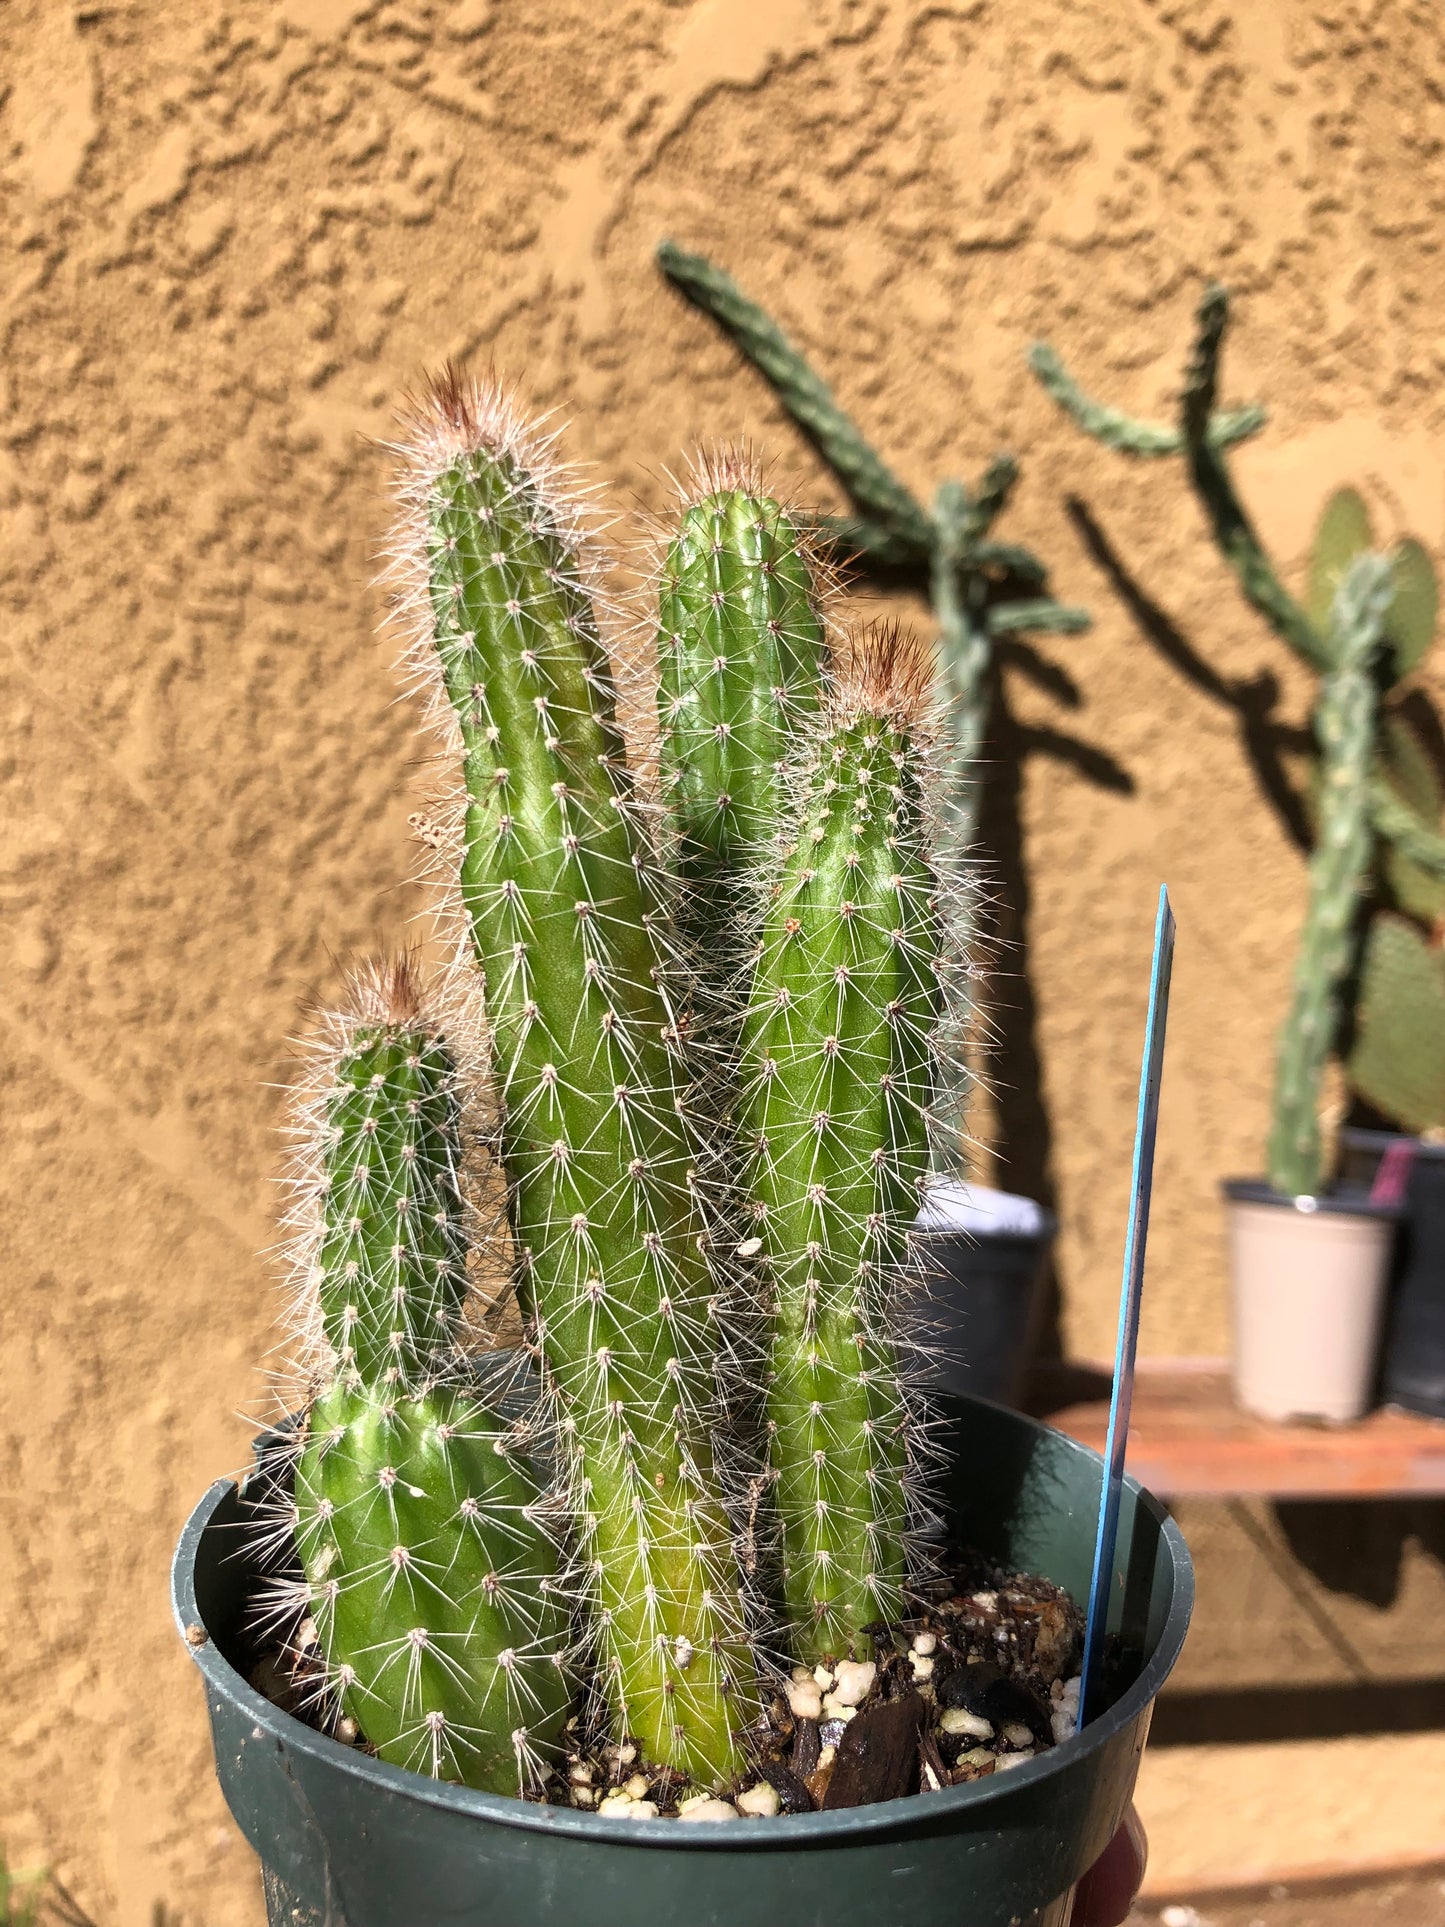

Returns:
1032,285,1445,1181
388,373,758,1788
1349,912,1445,1135
284,958,572,1794
1267,557,1395,1195
736,629,953,1659
657,241,1095,1185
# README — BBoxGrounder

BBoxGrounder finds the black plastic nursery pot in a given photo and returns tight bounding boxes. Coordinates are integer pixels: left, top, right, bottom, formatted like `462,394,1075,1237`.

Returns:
916,1215,1058,1408
1340,1127,1445,1418
172,1395,1193,1927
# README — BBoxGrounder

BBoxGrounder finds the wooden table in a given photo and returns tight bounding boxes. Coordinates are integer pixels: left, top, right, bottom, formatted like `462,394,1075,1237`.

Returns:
1026,1359,1445,1498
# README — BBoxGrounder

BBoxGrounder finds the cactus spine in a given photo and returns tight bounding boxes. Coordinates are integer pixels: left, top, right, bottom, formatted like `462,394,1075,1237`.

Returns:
390,375,756,1787
288,960,571,1794
737,632,943,1660
656,460,827,971
1268,557,1394,1196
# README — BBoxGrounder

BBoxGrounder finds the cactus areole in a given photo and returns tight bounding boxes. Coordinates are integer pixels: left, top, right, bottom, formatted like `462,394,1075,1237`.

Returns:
398,375,757,1786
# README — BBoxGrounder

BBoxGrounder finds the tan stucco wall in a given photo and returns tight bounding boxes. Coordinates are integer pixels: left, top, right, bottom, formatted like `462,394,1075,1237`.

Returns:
4,2,1445,1919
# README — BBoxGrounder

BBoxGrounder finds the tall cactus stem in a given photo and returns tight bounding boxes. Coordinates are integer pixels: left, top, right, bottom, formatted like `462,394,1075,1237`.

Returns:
737,627,957,1660
1268,555,1395,1196
386,372,757,1787
655,453,829,988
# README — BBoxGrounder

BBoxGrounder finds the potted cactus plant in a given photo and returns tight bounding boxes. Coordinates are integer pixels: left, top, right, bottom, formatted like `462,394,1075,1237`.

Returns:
173,373,1192,1927
1031,289,1445,1423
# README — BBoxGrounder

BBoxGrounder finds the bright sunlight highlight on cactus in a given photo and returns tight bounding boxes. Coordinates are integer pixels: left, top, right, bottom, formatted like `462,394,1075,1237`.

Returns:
386,374,758,1787
285,959,572,1795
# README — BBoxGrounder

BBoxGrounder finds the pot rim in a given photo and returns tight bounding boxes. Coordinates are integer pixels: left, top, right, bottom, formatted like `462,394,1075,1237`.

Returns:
1339,1126,1445,1163
172,1402,1193,1852
1222,1177,1405,1219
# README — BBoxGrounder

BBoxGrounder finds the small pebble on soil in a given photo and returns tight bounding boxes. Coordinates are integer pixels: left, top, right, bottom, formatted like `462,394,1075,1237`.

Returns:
250,1549,1087,1824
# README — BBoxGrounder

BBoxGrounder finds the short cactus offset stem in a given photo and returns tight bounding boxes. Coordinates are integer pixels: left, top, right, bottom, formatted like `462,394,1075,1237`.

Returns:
391,375,757,1786
288,961,570,1793
1268,556,1395,1196
657,464,827,972
297,1372,572,1793
738,631,943,1660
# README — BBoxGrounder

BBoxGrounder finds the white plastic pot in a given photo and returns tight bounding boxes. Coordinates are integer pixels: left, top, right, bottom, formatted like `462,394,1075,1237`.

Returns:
1223,1179,1401,1423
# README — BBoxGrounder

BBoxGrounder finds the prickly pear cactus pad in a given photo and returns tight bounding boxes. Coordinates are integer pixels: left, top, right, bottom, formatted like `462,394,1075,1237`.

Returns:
386,372,758,1787
656,455,828,959
273,958,572,1795
1348,911,1445,1135
737,626,960,1662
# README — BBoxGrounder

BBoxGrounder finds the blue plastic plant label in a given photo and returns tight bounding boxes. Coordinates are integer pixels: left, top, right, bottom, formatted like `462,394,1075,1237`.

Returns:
1078,886,1176,1730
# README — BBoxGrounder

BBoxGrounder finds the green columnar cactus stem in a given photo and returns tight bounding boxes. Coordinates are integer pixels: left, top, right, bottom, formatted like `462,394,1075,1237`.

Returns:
737,632,944,1659
656,465,827,973
288,960,571,1793
1268,556,1394,1196
391,374,757,1786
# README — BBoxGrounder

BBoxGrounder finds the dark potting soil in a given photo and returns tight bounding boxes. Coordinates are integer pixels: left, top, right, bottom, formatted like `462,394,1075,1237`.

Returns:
247,1554,1087,1820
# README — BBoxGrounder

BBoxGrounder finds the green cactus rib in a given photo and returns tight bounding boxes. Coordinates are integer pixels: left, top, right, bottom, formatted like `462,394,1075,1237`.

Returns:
407,391,756,1785
296,1376,572,1794
313,1019,469,1389
657,241,935,558
737,661,939,1659
657,477,826,965
1268,554,1395,1197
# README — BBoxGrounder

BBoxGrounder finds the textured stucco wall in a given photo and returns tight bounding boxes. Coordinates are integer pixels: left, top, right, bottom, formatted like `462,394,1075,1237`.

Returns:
4,2,1445,1919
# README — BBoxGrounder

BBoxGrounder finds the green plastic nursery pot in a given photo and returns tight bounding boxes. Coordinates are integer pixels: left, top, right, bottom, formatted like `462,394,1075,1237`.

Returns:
172,1395,1192,1927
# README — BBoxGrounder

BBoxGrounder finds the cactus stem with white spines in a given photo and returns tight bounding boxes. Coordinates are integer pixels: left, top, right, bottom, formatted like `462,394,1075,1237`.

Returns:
283,957,571,1795
656,451,829,987
737,627,947,1660
388,372,758,1787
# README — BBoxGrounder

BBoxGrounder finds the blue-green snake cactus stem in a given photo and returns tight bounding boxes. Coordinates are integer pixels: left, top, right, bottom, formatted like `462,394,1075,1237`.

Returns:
389,372,757,1787
737,628,953,1659
1268,556,1394,1196
288,958,572,1793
